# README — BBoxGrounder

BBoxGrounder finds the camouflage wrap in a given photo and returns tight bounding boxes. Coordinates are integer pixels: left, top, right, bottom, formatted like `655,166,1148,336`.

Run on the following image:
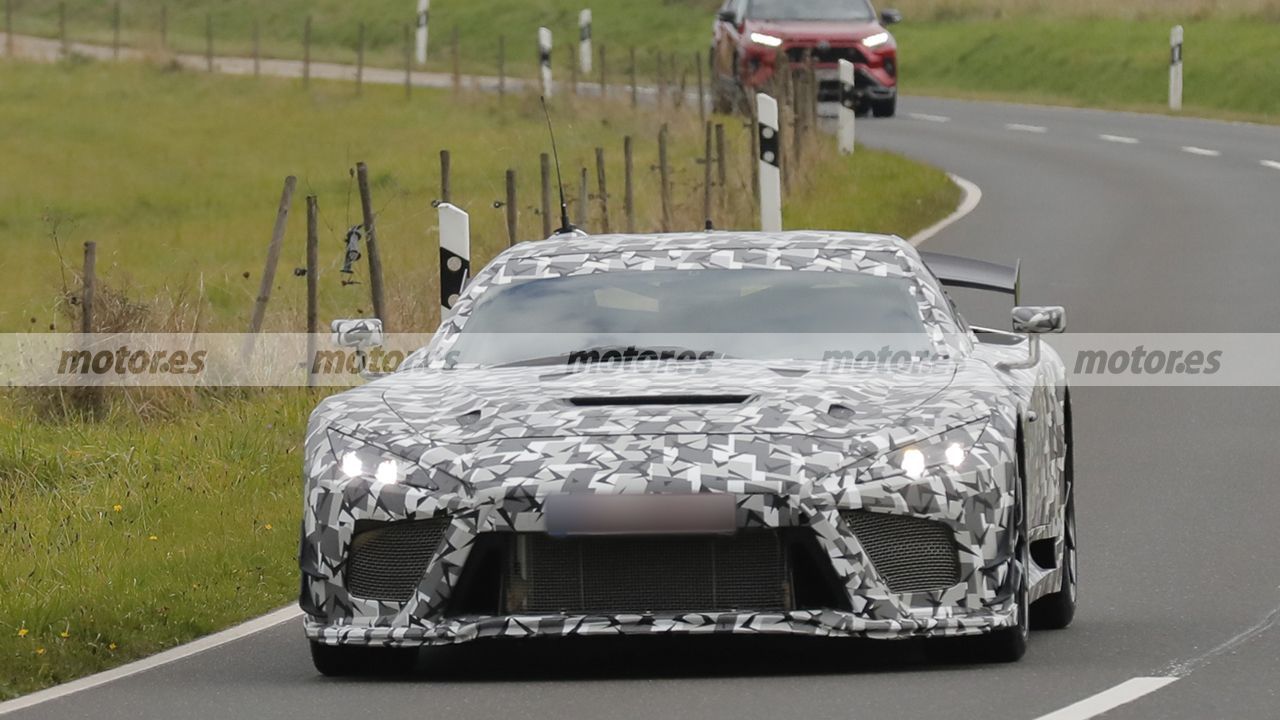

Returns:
299,232,1070,647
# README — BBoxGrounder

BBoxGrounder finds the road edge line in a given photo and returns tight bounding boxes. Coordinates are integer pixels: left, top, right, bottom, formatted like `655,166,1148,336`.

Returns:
909,173,983,247
0,605,302,716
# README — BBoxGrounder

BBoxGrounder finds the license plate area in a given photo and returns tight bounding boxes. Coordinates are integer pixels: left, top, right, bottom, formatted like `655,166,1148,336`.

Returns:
545,494,737,537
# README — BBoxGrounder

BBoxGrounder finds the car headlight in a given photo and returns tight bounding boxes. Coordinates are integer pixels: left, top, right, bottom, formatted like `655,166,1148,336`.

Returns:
885,420,987,480
327,430,412,486
861,32,891,48
750,32,784,48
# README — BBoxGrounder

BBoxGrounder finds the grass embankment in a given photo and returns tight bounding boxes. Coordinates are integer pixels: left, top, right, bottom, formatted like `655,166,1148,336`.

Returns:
0,59,959,700
14,0,1278,121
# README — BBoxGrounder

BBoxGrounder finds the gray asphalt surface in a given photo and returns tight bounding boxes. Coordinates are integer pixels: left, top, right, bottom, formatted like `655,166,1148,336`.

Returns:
9,96,1280,719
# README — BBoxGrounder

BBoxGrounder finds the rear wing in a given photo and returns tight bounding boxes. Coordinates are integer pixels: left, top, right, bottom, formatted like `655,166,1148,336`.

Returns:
919,252,1022,305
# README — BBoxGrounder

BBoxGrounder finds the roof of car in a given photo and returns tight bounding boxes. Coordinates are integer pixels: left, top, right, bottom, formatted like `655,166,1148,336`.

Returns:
500,230,912,260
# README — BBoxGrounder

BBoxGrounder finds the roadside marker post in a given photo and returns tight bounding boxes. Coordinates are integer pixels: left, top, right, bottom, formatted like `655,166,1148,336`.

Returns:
438,203,471,321
838,59,856,156
1169,25,1184,112
756,93,782,232
579,9,592,76
415,0,429,65
539,27,553,98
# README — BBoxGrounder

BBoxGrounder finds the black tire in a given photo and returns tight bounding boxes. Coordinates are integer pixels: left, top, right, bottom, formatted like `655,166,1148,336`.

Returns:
309,641,418,677
871,96,897,118
1031,406,1078,630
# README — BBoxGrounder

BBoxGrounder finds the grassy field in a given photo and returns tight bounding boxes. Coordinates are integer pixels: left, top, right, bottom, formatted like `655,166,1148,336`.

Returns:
9,0,1278,121
0,57,959,699
0,61,958,336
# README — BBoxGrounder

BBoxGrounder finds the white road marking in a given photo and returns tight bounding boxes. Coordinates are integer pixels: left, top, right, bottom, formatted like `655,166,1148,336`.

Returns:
1262,160,1280,171
1032,677,1179,720
1181,146,1221,157
1005,123,1047,133
1100,134,1140,144
909,174,983,247
908,112,951,123
0,605,302,716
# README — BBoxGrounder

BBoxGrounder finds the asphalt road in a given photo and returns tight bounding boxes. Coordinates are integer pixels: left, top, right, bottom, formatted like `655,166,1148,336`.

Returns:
5,49,1280,718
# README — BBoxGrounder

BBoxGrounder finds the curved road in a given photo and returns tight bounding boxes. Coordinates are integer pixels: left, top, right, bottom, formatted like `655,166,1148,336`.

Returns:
5,63,1280,718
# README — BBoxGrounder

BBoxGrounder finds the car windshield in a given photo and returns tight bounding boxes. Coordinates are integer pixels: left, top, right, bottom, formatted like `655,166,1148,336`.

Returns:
747,0,876,22
445,268,937,367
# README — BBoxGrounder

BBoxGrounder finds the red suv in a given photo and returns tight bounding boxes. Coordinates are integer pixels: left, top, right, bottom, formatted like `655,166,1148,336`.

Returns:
711,0,901,117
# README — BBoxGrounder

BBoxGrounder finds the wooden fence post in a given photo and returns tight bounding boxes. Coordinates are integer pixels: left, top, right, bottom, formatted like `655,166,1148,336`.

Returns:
111,3,121,60
356,22,365,95
303,15,312,88
305,196,319,387
540,153,552,238
497,34,506,99
403,24,412,98
702,121,713,229
599,44,607,99
439,149,451,203
576,167,588,228
658,125,671,232
81,242,96,335
245,176,298,350
696,50,706,126
715,123,727,211
205,13,213,72
450,25,460,95
595,147,610,234
252,20,261,77
355,163,388,328
505,169,518,246
623,136,635,233
629,46,638,108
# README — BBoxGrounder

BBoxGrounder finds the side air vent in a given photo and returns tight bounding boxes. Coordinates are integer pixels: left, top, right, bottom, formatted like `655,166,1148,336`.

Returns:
568,394,751,407
841,511,961,594
345,517,450,602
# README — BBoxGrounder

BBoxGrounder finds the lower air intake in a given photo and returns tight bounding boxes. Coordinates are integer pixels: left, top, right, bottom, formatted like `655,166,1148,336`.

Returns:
345,517,450,603
504,532,791,614
841,511,961,593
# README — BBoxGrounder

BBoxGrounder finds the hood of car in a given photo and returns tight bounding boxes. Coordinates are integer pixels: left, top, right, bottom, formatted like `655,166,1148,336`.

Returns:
746,19,884,44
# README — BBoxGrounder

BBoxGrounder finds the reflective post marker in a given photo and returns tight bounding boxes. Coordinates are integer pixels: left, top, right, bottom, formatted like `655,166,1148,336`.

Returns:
1169,25,1183,112
838,59,856,156
438,203,471,321
579,9,592,76
415,0,429,65
757,93,782,233
539,27,554,98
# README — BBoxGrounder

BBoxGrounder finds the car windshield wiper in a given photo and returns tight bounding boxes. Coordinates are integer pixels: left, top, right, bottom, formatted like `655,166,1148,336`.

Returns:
494,346,733,368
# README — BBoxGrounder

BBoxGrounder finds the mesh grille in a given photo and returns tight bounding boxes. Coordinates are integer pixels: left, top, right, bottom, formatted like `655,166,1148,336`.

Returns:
505,532,790,614
841,511,960,593
345,517,450,602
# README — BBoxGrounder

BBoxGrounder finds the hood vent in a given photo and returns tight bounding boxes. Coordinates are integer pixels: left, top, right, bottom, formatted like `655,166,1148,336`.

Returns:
568,394,752,408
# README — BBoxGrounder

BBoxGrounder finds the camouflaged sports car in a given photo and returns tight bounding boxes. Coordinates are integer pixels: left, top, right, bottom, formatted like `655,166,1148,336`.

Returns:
299,230,1077,675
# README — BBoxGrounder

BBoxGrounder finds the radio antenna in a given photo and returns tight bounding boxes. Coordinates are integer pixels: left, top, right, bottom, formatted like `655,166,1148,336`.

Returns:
540,96,575,234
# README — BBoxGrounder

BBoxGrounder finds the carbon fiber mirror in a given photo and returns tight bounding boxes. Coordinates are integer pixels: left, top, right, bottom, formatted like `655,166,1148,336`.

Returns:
1012,306,1066,335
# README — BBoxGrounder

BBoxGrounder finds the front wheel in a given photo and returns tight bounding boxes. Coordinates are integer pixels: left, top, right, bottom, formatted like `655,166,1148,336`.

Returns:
872,96,897,118
309,641,418,677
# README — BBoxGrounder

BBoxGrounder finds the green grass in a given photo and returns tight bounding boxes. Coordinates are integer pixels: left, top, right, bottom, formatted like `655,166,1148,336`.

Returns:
0,391,315,700
0,61,957,334
896,18,1280,121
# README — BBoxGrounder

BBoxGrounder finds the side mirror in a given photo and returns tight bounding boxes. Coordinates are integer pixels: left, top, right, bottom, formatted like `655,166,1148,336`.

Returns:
330,318,384,350
1000,306,1065,371
717,9,736,22
880,8,903,25
1012,306,1066,335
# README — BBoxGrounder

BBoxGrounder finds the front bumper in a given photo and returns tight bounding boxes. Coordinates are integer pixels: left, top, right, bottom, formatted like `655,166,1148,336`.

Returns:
300,457,1022,647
